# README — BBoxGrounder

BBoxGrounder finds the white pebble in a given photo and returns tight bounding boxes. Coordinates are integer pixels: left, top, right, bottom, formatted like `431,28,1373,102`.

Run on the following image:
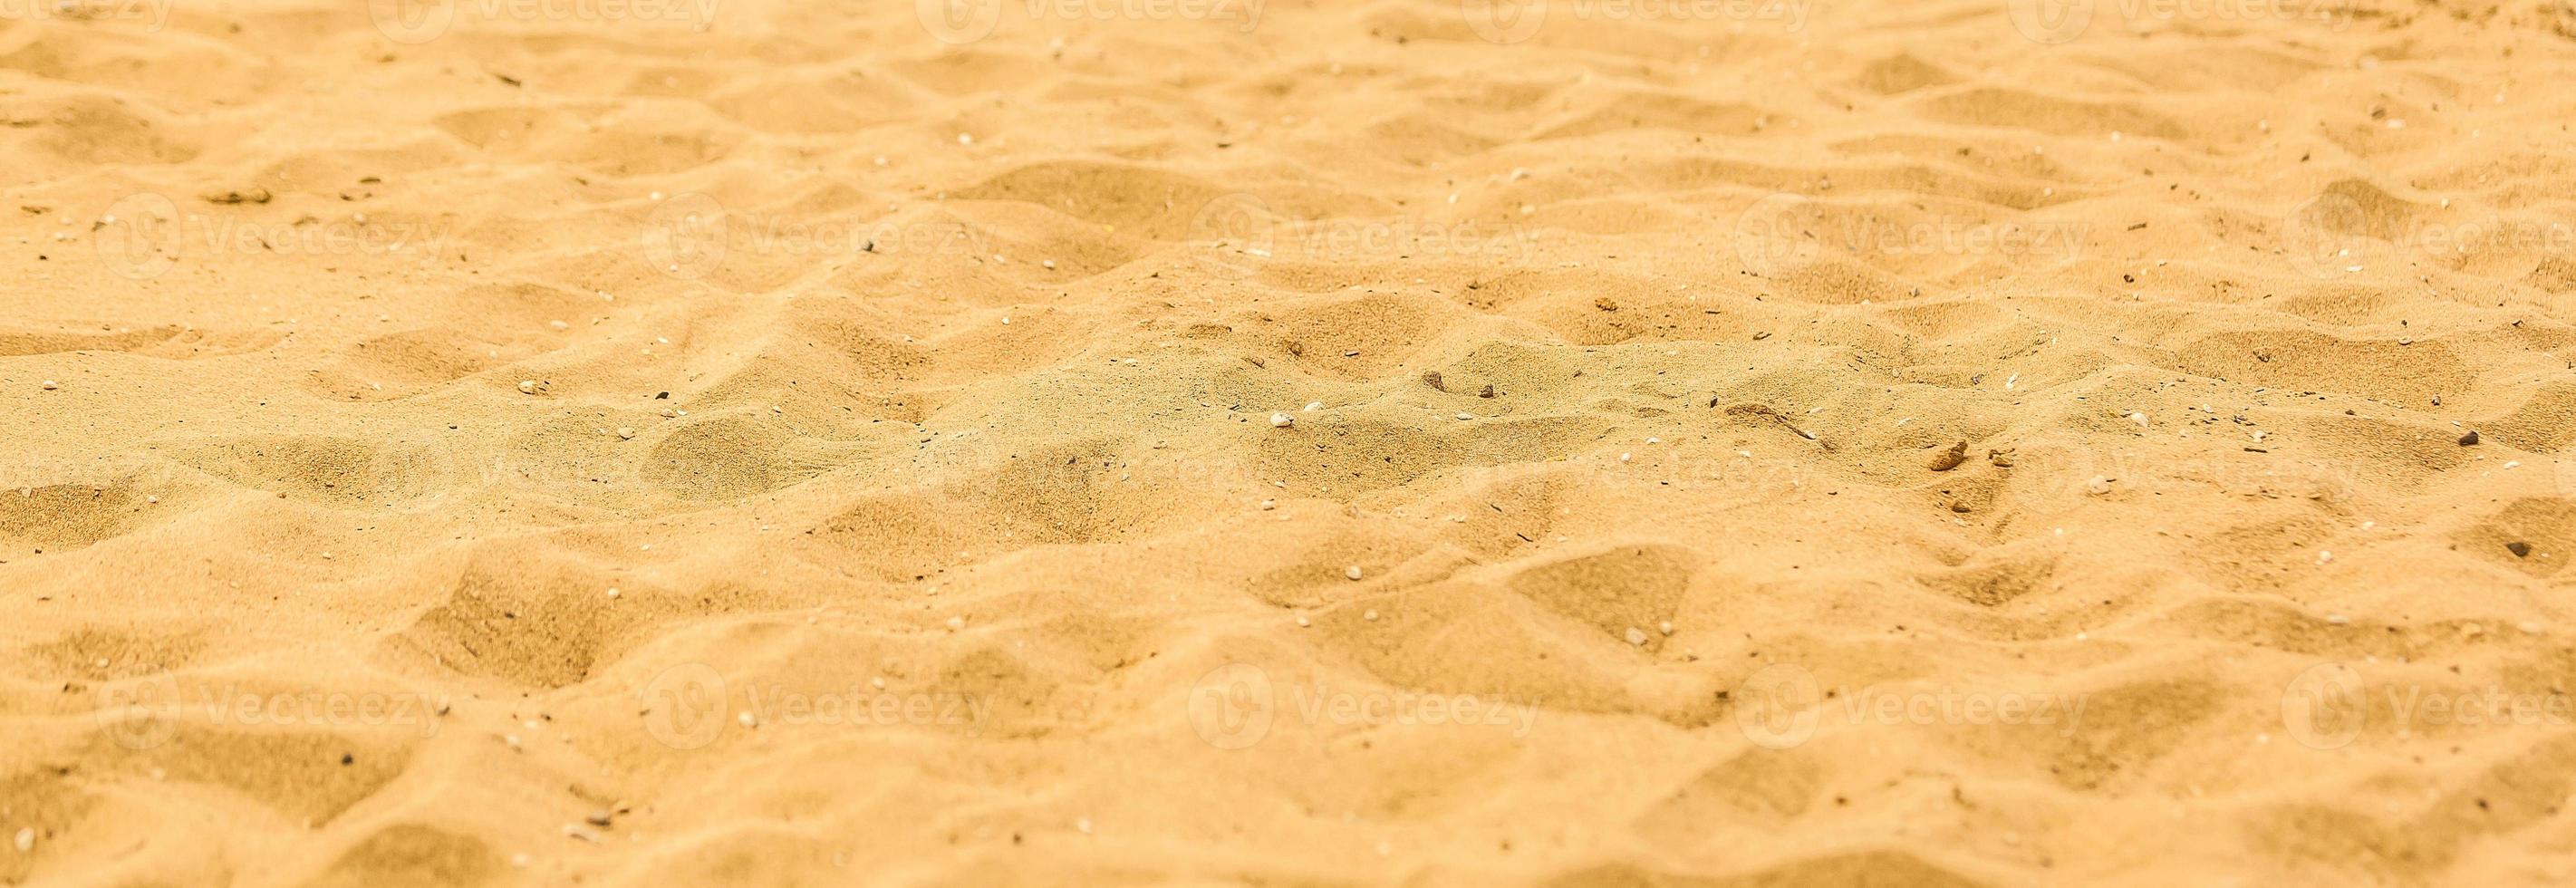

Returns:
605,587,621,599
1624,627,1648,646
946,616,966,631
1344,565,1363,581
13,828,30,853
1363,609,1379,621
738,711,757,728
39,381,56,391
1269,412,1294,428
1259,499,1276,510
616,427,635,440
517,381,537,394
2127,411,2149,428
2086,476,2113,496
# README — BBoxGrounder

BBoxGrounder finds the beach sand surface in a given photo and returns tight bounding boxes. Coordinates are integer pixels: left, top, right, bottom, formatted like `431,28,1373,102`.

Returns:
5,0,2576,884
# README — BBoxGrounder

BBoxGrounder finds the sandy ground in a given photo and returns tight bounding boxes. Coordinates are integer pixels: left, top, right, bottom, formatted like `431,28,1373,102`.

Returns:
5,0,2576,884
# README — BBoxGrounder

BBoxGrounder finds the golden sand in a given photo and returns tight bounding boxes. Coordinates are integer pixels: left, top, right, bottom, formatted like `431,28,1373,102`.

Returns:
6,0,2576,883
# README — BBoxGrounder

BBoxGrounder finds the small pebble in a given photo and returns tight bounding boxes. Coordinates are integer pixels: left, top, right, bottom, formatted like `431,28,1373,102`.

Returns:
2459,430,2480,446
517,381,537,394
605,588,621,599
1363,609,1379,621
946,616,967,631
39,381,56,391
2086,476,2114,496
1304,401,1323,411
2507,541,2532,557
1259,499,1276,510
1624,627,1647,646
1344,565,1363,581
13,828,29,853
616,427,635,440
1269,412,1294,428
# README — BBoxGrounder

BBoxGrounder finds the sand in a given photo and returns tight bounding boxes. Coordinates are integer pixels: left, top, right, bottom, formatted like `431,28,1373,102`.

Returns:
5,0,2576,884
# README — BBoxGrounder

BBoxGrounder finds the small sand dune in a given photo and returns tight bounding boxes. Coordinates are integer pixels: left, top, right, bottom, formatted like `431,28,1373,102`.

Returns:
5,0,2576,884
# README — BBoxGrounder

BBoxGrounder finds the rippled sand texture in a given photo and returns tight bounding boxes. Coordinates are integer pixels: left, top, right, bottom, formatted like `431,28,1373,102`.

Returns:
6,0,2576,884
